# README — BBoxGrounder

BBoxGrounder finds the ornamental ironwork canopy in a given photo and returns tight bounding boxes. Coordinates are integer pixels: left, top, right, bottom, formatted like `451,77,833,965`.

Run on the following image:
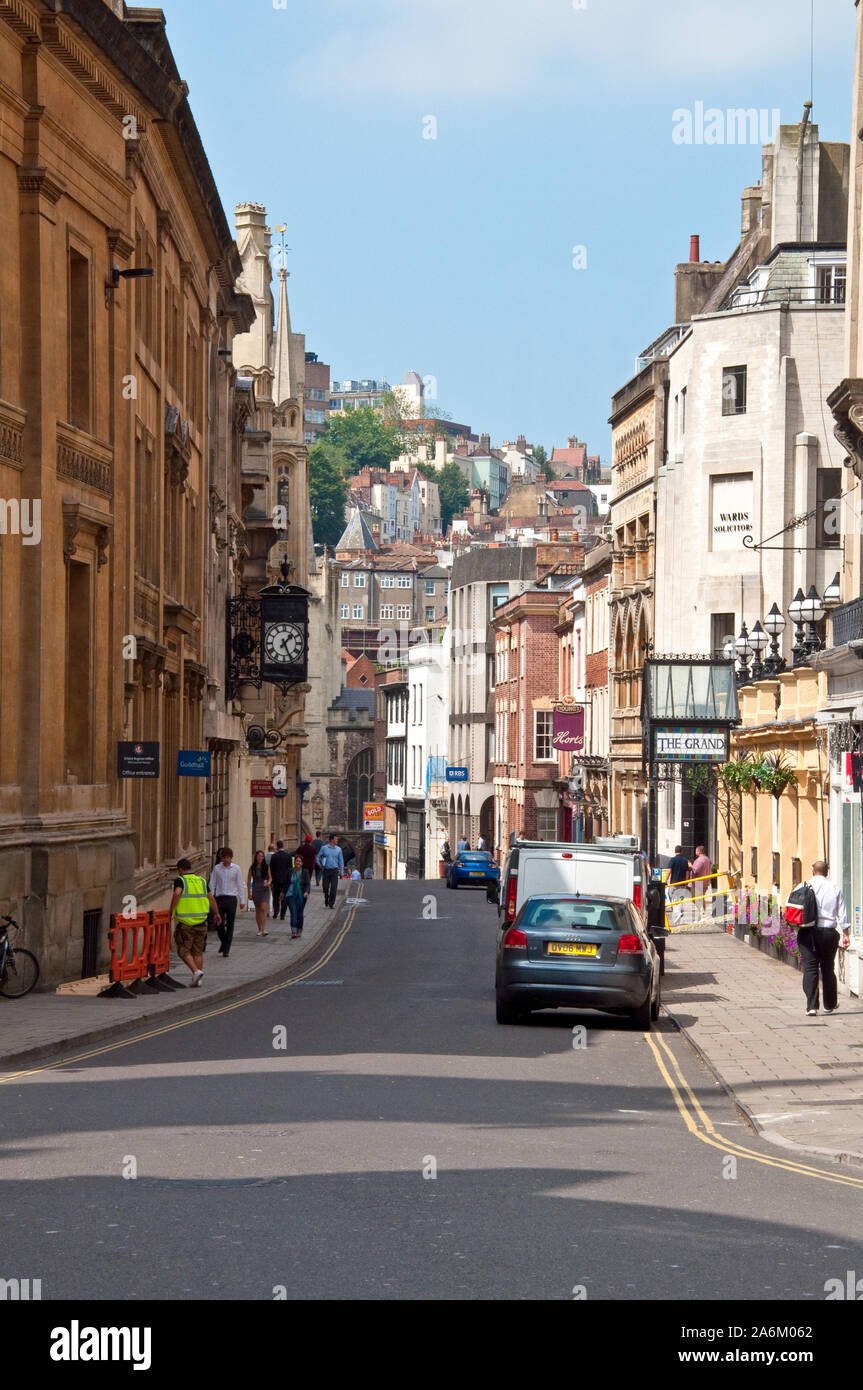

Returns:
643,656,739,724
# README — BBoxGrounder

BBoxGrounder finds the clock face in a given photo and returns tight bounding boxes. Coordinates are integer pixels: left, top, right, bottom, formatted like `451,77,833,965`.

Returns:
264,621,305,665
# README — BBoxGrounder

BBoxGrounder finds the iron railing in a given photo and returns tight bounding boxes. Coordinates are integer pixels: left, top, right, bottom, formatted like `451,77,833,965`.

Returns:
831,597,863,647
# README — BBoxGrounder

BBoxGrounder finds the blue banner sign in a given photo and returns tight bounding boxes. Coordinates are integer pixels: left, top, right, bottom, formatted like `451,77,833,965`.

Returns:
177,750,212,777
445,766,469,782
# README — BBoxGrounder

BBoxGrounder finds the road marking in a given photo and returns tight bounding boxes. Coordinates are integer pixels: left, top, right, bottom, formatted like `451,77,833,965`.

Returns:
0,891,363,1086
646,1031,863,1189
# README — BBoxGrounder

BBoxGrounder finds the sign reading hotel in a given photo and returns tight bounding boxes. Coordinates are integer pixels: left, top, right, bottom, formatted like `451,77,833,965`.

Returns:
552,707,585,752
363,801,385,831
710,473,753,550
654,726,729,762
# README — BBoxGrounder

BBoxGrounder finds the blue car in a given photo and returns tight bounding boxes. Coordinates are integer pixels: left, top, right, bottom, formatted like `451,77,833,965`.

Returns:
447,851,500,893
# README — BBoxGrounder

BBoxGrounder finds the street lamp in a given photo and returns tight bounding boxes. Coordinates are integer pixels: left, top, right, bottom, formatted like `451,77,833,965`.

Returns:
800,584,825,660
823,571,841,610
762,602,786,677
788,588,807,667
749,620,768,680
734,623,753,684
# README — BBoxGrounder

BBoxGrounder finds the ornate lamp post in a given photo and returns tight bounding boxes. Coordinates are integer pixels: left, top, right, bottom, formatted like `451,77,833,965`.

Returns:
800,584,825,660
734,623,753,684
749,621,768,680
762,603,786,677
788,588,807,667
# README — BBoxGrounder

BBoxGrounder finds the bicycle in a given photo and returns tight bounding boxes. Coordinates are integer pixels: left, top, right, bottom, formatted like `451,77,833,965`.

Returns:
0,916,40,998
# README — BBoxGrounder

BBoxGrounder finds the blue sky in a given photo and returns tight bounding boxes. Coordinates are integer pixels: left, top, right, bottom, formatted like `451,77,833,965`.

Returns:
164,0,854,462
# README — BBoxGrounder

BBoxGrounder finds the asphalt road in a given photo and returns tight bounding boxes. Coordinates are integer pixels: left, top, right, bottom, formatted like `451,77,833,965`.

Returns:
4,879,863,1301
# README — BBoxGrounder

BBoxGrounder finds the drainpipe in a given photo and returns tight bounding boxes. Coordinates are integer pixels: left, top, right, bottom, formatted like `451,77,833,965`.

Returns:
796,100,813,243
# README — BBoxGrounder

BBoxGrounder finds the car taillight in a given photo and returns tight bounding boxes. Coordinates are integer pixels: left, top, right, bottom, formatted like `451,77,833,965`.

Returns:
505,876,518,922
502,927,527,949
632,883,642,911
618,934,643,954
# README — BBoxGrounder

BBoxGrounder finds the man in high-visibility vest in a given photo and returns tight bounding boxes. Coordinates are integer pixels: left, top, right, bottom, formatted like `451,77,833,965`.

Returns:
169,858,221,987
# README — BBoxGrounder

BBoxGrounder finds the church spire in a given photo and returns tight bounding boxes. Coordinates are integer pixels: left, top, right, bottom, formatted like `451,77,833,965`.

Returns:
272,266,293,408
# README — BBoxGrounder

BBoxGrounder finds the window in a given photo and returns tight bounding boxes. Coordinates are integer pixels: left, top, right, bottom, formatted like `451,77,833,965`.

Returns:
68,248,91,430
534,710,555,762
817,264,846,304
381,575,395,588
816,467,841,548
721,366,747,416
340,604,350,618
380,604,395,619
353,573,366,587
65,559,92,782
426,606,435,621
426,579,435,595
397,575,412,588
397,604,411,619
536,808,557,842
352,604,363,618
347,747,374,829
680,386,686,435
711,612,736,657
341,572,350,588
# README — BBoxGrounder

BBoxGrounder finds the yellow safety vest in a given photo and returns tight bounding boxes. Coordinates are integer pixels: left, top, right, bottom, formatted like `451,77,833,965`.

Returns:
174,873,209,925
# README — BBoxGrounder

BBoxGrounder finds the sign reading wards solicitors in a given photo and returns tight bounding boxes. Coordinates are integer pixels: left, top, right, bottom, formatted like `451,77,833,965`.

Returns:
654,726,729,762
118,741,159,778
552,708,585,752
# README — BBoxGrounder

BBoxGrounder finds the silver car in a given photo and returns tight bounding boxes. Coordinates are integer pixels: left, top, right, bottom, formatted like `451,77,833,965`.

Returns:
495,893,661,1029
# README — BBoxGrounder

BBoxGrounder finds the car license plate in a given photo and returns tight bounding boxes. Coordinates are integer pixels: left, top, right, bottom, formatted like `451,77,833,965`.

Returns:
547,942,597,957
469,871,484,877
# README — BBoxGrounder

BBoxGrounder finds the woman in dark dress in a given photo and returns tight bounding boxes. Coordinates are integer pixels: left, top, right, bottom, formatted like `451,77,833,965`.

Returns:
248,850,272,937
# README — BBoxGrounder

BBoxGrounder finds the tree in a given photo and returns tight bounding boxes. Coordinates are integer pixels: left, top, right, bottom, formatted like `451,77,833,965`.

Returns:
308,439,349,548
324,407,401,476
533,445,548,467
436,459,470,532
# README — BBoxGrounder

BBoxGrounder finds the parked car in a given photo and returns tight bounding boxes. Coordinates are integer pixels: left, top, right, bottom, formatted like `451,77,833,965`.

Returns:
447,851,500,892
497,839,648,927
495,892,661,1029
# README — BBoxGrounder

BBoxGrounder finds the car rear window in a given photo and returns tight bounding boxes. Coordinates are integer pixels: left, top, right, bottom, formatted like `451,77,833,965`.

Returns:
520,898,628,931
459,854,491,863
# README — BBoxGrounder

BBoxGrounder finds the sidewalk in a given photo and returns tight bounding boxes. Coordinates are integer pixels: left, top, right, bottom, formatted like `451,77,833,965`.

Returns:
663,929,863,1166
0,882,352,1074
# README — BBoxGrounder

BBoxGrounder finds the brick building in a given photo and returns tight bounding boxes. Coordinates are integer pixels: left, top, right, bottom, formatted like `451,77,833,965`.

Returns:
492,589,564,848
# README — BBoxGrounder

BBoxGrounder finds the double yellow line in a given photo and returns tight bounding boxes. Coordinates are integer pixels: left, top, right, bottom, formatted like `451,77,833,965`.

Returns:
646,1030,863,1189
0,889,363,1087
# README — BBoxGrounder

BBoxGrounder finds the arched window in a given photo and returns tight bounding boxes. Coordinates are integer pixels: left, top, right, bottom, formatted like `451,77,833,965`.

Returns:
347,747,374,829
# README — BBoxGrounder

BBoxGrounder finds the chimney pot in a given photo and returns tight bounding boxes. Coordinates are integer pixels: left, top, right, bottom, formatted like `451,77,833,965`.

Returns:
689,234,700,262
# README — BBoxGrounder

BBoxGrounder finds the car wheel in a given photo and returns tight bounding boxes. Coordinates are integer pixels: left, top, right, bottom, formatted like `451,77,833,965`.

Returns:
451,880,458,890
651,978,661,1021
630,993,652,1030
496,996,521,1024
446,878,452,888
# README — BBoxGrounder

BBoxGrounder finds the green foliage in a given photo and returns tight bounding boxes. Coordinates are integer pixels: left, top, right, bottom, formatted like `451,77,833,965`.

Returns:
683,763,716,796
717,752,797,798
308,440,348,548
324,407,402,476
533,445,548,467
436,460,471,532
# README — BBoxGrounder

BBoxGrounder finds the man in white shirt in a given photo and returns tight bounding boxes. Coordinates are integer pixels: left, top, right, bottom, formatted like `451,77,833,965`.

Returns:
799,861,850,1016
477,835,486,851
209,848,247,959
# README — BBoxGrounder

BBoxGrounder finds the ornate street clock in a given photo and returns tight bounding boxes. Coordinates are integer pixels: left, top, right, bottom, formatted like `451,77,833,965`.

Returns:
226,560,309,697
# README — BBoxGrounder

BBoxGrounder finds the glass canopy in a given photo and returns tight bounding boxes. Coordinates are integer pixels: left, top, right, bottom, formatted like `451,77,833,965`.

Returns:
643,658,739,724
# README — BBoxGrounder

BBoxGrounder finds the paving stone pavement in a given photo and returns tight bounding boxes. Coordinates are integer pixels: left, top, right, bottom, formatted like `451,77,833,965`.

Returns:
663,927,863,1166
0,881,353,1073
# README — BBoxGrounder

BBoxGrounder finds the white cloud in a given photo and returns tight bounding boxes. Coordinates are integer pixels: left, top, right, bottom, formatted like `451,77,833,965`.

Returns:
286,0,849,102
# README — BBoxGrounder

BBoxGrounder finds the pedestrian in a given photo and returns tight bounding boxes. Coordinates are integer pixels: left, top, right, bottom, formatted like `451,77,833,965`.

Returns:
208,847,246,958
477,833,486,851
293,834,319,877
457,836,468,853
286,854,311,938
268,839,292,920
363,866,374,880
311,835,324,887
248,850,272,936
264,839,276,867
798,860,850,1016
667,845,691,888
317,833,344,908
170,858,221,987
689,844,711,882
440,840,452,863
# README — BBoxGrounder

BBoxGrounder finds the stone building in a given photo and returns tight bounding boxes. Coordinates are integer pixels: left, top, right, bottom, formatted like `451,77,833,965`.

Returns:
0,0,253,982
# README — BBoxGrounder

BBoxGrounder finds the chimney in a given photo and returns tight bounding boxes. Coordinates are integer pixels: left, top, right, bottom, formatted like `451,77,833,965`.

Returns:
516,433,527,451
480,432,491,454
689,234,700,262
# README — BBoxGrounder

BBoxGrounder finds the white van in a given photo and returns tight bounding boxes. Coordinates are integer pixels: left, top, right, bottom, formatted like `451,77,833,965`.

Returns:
498,839,647,927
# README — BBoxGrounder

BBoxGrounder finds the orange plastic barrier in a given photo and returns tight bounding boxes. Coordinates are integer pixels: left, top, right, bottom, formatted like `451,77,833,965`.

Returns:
146,910,184,991
100,913,152,998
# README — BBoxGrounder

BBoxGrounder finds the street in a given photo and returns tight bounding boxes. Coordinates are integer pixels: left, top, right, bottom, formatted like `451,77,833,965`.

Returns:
3,880,863,1302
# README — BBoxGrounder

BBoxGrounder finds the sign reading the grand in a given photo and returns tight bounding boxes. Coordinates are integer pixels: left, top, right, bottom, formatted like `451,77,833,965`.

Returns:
654,726,729,762
552,708,585,752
